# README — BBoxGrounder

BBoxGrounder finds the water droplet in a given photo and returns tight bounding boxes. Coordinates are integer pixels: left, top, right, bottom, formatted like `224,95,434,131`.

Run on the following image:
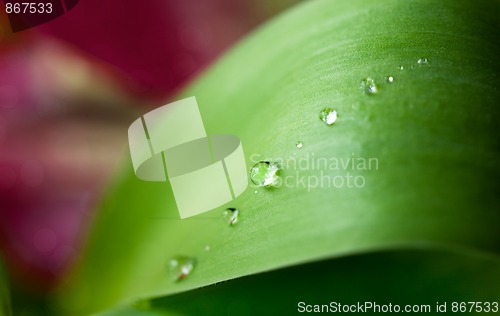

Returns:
296,141,303,149
223,208,239,226
360,77,378,94
319,108,338,125
417,58,428,65
254,190,258,194
250,161,283,187
204,245,211,252
168,256,196,281
386,76,394,83
398,66,404,70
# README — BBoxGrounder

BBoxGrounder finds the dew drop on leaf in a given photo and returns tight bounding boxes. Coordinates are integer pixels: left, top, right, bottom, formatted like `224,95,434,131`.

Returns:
223,208,239,226
319,108,338,125
417,58,429,65
250,161,283,187
168,256,196,281
360,77,378,94
296,141,303,149
386,76,394,83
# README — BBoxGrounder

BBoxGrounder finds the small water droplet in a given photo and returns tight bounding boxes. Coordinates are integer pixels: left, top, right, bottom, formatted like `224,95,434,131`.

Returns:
204,245,211,252
319,108,338,125
417,58,428,65
296,141,303,149
250,161,283,187
168,256,196,281
223,208,239,225
360,77,378,94
386,76,394,83
254,190,258,194
398,66,404,70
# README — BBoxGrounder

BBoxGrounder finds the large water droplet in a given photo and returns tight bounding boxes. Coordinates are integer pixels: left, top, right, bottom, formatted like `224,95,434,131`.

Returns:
417,58,428,65
386,76,394,83
319,108,338,125
223,208,239,226
296,141,303,149
250,161,283,187
168,256,196,281
360,77,378,94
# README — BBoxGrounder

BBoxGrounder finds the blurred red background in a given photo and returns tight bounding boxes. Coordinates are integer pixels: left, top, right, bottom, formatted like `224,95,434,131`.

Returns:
0,0,299,292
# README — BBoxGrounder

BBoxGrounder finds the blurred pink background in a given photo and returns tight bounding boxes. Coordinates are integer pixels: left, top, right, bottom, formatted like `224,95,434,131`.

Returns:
0,0,298,292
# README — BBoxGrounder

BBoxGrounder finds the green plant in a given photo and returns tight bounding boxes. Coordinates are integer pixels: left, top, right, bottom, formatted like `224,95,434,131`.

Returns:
6,0,500,314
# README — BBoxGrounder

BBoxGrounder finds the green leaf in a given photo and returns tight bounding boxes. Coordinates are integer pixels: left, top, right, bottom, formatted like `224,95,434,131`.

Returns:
0,261,12,316
92,304,171,316
150,249,500,315
51,0,500,314
92,249,500,315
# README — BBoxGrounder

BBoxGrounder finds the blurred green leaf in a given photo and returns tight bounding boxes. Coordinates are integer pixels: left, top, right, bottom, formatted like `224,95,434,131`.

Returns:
51,0,500,314
92,305,171,316
0,261,12,316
